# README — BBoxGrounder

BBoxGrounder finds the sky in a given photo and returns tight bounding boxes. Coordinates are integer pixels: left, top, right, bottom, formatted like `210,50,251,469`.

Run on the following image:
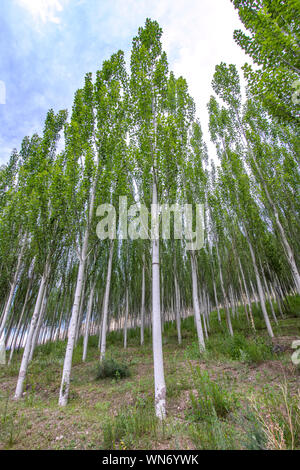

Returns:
0,0,249,165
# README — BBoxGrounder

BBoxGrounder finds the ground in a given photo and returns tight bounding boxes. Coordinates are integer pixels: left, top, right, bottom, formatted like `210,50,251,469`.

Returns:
0,299,299,450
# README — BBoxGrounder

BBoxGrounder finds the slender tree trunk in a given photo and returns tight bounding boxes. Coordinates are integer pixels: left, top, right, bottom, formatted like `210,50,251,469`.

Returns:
140,253,145,346
124,288,129,349
59,253,86,405
238,257,255,331
216,244,233,336
29,286,48,362
151,176,166,419
244,229,274,338
14,258,50,399
59,163,98,406
8,286,28,365
190,252,205,350
259,260,278,325
0,238,26,340
174,268,182,345
99,241,114,362
82,281,95,362
212,278,221,322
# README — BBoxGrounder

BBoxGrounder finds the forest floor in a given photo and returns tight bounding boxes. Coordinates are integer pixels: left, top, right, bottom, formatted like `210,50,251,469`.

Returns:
0,296,299,450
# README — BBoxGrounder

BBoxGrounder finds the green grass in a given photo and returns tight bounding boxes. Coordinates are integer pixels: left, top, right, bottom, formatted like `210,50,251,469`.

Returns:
102,396,158,450
0,295,299,450
188,367,238,421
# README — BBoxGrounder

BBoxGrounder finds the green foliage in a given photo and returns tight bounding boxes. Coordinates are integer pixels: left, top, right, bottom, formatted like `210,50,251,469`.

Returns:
231,0,300,124
96,358,130,380
284,294,300,317
102,397,158,449
189,367,238,421
0,394,24,448
238,409,267,450
189,416,238,450
206,332,274,363
248,382,300,450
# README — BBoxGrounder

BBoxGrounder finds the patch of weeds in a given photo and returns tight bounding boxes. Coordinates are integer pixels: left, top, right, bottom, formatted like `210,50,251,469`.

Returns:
206,333,273,363
248,381,300,450
68,390,80,402
94,401,110,412
189,414,238,449
0,362,19,378
188,366,238,421
96,358,130,380
234,408,267,450
166,374,190,399
284,295,300,318
102,396,158,449
0,394,24,448
184,341,202,360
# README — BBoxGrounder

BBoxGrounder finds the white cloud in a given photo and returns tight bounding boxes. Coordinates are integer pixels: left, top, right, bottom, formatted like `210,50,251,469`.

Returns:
16,0,64,24
150,0,248,160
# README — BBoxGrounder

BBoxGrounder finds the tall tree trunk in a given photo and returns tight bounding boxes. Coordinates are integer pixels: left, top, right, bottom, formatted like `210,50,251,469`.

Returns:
0,238,26,340
212,277,221,323
244,228,274,338
59,164,98,406
216,244,233,336
82,281,95,362
190,252,205,350
151,176,166,419
58,237,88,406
123,288,129,349
29,285,48,362
238,257,255,331
99,241,114,362
8,279,31,365
14,257,50,399
140,253,145,346
174,258,182,345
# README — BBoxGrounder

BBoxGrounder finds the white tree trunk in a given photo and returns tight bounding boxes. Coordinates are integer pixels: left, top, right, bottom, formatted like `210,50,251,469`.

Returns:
245,229,274,338
0,238,26,340
259,260,278,325
151,178,166,419
14,259,49,399
190,252,205,350
216,245,233,336
212,278,221,323
124,288,129,349
174,268,182,345
238,257,255,331
140,254,145,346
8,280,32,365
29,286,48,362
99,241,114,362
82,281,95,362
59,165,98,406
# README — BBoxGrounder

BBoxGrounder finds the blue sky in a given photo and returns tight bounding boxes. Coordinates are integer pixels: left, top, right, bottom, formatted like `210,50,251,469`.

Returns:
0,0,248,164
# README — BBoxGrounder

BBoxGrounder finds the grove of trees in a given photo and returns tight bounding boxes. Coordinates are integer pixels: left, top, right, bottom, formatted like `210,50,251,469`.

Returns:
0,2,299,420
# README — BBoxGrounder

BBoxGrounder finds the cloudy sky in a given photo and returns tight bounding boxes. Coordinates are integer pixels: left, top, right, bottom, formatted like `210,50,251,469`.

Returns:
0,0,249,165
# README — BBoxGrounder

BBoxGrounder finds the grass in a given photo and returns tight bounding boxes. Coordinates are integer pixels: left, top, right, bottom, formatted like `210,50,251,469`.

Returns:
102,396,159,450
188,366,238,420
0,295,299,450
